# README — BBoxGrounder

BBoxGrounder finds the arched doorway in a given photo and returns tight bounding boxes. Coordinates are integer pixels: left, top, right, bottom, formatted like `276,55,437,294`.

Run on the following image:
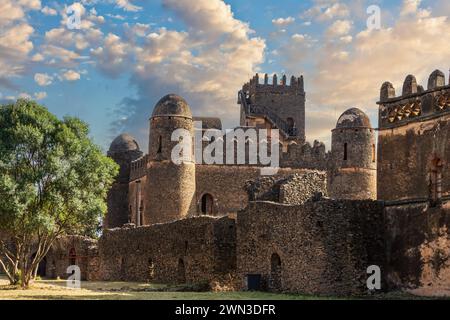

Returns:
177,258,186,284
201,193,214,215
69,248,76,266
31,253,47,278
430,157,443,207
270,253,282,291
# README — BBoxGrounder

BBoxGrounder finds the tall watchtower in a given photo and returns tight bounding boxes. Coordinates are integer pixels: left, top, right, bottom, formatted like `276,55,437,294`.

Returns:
237,73,306,146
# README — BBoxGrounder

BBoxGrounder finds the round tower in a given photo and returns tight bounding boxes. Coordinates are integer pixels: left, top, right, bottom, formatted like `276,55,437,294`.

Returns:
328,108,377,200
106,133,143,229
146,94,196,225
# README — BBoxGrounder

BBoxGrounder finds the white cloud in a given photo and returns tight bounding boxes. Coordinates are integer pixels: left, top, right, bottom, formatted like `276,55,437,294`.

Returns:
115,0,142,12
41,6,57,16
62,70,81,81
326,19,352,37
303,1,349,21
34,73,53,86
272,17,295,27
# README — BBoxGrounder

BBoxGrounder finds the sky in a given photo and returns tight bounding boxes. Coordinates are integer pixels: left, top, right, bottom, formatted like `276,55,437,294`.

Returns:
0,0,449,152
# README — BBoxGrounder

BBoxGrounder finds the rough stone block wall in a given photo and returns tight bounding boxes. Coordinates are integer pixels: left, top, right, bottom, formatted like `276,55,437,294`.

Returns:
194,166,316,216
97,216,236,284
237,200,386,296
244,171,327,205
384,200,450,291
45,236,99,281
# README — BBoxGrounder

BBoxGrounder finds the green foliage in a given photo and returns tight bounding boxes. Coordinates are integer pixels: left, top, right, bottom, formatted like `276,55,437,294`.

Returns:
0,99,119,287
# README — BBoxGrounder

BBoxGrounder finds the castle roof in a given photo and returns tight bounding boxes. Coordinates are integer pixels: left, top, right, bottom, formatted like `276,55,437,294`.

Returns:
152,94,192,119
336,108,371,129
109,133,140,152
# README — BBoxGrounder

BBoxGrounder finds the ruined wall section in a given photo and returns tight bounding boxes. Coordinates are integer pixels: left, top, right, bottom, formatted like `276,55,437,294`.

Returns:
97,216,236,284
237,200,385,296
193,166,321,217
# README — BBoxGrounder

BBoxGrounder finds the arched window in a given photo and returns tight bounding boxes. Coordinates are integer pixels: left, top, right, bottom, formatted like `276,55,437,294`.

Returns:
343,143,348,160
157,136,162,154
177,258,186,284
139,200,144,226
372,144,376,163
201,193,214,215
69,248,76,266
286,117,295,135
270,253,282,291
430,158,443,207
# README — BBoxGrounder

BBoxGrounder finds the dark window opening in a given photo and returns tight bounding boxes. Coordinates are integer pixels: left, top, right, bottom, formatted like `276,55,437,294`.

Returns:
177,259,186,284
343,143,348,160
430,158,443,207
157,136,162,154
139,200,144,226
270,253,282,291
372,144,376,163
201,193,214,215
69,248,76,266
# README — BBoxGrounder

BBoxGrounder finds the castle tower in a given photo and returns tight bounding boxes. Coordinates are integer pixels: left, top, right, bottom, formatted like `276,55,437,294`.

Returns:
238,73,306,146
145,94,196,225
328,108,377,200
105,133,143,229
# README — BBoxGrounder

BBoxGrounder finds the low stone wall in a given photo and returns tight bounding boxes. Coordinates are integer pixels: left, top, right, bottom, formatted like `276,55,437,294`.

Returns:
237,199,386,296
97,216,236,285
46,236,99,281
384,200,450,291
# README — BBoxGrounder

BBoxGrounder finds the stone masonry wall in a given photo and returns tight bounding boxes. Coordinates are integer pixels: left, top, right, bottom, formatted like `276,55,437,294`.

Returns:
237,200,386,296
384,200,450,291
97,216,236,284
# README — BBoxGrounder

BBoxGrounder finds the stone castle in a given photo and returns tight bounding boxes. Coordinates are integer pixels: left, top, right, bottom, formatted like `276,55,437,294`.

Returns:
42,69,449,296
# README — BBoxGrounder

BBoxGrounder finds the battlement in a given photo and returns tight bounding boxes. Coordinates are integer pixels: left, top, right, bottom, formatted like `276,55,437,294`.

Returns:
130,155,148,181
378,69,450,128
241,73,304,94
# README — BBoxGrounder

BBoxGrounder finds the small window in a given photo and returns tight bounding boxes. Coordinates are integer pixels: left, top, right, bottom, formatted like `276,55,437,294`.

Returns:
157,136,162,154
201,193,214,215
69,248,76,266
343,143,348,160
430,158,443,207
372,144,376,163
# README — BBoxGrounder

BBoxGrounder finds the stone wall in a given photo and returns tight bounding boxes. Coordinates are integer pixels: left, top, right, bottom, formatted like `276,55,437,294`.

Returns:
237,199,386,296
194,166,319,217
244,171,327,205
384,200,450,291
97,216,236,285
45,236,100,281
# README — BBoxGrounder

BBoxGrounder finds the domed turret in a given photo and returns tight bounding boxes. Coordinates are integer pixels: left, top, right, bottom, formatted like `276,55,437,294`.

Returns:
106,133,143,229
145,94,196,225
328,108,377,200
336,108,371,129
152,94,192,119
109,133,140,153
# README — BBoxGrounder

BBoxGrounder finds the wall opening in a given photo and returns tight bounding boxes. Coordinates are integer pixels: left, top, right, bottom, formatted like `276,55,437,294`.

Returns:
430,157,443,207
157,136,162,154
372,144,376,163
343,143,348,160
69,248,76,266
139,200,144,226
177,258,186,284
201,193,214,215
31,253,47,277
286,117,295,134
269,253,282,291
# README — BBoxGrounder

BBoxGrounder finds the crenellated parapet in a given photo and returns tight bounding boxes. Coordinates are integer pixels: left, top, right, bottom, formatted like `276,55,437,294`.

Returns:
378,69,450,128
281,140,329,170
240,73,305,95
130,155,148,181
